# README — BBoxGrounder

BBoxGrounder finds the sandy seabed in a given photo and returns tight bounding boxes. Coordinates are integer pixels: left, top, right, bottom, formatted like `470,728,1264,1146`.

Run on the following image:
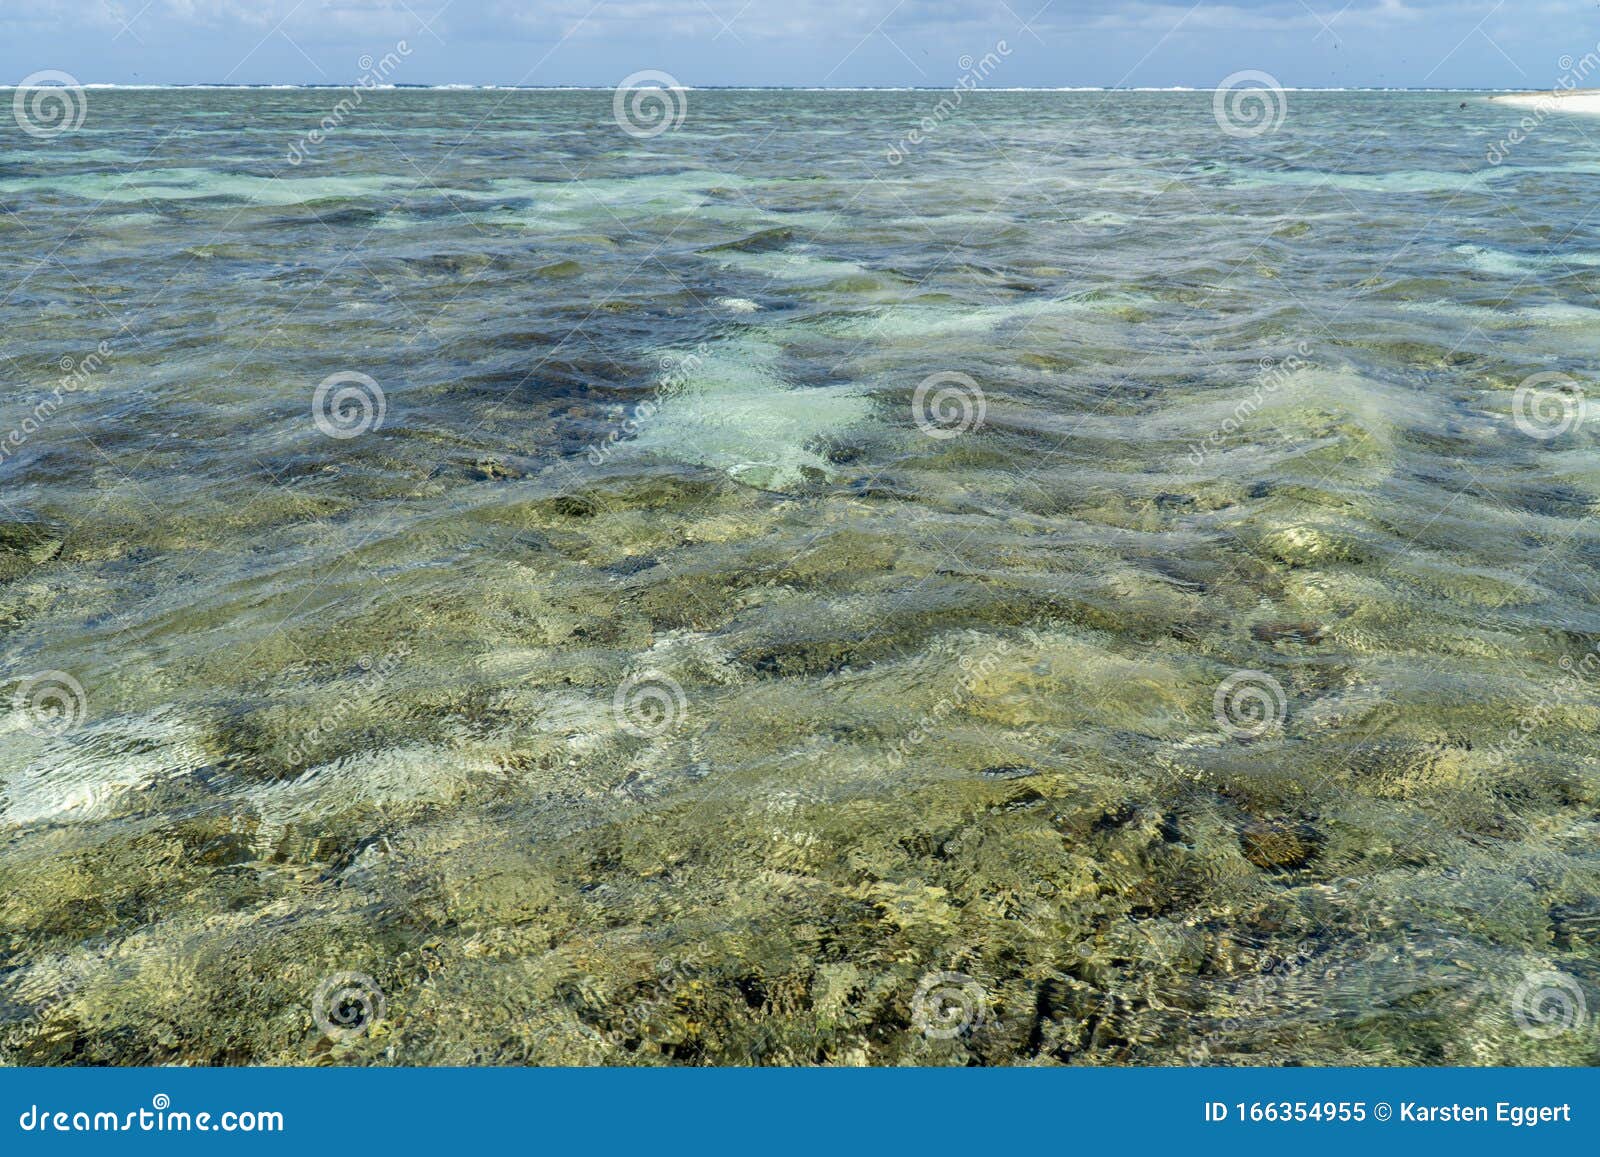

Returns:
1490,89,1600,114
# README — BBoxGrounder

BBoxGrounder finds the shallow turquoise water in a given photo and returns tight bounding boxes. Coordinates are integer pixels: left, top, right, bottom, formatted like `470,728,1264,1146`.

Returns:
1,90,1599,1065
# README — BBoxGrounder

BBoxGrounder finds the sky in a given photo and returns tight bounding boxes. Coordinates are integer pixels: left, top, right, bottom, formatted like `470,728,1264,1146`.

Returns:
0,0,1596,89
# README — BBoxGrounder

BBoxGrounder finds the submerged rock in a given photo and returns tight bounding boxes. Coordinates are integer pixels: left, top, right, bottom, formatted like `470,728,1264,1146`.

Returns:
0,521,63,581
1239,820,1320,871
701,227,795,254
1250,621,1325,646
0,521,62,557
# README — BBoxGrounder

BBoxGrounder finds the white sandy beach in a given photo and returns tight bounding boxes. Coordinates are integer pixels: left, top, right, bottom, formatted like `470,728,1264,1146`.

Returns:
1491,88,1600,114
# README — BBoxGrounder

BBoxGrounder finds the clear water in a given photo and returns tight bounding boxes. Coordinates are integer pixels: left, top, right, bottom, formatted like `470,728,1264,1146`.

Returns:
3,90,1599,1065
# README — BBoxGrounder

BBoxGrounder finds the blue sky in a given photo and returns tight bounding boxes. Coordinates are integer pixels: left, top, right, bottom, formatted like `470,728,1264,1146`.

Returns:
0,1,1594,88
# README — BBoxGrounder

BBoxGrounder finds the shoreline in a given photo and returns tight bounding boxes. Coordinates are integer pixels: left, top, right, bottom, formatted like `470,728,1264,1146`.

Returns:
1489,87,1600,114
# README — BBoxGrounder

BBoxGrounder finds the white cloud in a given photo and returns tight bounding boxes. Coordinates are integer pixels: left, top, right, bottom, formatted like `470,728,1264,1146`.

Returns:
1,0,1507,42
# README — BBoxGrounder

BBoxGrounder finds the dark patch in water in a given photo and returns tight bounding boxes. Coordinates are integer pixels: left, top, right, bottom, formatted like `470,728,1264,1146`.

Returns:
979,765,1038,780
701,226,795,253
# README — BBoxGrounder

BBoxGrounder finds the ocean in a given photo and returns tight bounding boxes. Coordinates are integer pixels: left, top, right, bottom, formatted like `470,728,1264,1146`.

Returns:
2,88,1598,1064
